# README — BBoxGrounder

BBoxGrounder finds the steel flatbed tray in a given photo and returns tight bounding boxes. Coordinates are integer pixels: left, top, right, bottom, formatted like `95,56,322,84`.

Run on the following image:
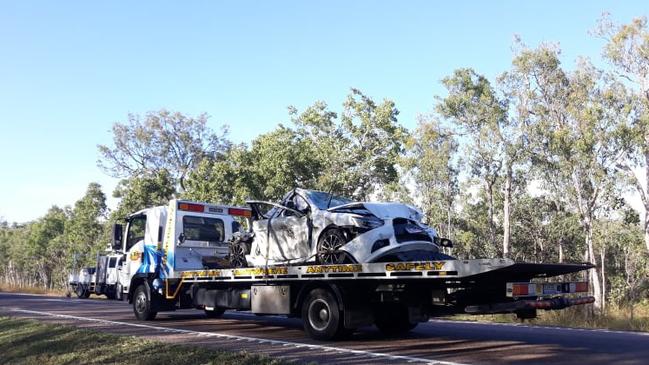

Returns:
175,258,593,283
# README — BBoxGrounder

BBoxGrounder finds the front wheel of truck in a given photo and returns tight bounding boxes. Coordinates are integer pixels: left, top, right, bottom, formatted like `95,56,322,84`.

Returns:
133,284,157,321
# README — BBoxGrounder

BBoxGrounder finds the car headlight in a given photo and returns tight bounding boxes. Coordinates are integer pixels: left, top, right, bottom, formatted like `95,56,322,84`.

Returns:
351,215,385,230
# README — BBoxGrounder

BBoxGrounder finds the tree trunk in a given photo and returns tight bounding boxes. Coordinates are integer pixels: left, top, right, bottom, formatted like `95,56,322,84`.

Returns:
503,164,513,257
585,220,603,313
600,245,606,313
644,201,649,253
485,179,496,250
645,150,649,253
558,238,564,263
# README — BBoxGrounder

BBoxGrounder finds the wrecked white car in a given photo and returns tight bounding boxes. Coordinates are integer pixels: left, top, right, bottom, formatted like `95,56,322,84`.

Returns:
238,188,453,267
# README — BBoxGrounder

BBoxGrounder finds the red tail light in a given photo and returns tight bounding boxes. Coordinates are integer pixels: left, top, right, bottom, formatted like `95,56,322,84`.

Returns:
512,284,529,296
575,282,589,292
228,208,252,218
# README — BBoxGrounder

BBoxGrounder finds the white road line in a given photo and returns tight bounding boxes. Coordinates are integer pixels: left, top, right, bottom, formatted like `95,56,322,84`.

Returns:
3,292,647,339
10,308,467,365
430,318,649,337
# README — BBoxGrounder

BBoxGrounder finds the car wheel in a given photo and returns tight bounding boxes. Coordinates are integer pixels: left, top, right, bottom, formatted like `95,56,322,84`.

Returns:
301,288,346,340
133,284,157,321
229,241,250,268
316,229,349,264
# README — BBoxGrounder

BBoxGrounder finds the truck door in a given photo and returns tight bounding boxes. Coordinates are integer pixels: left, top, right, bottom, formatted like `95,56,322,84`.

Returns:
123,214,147,283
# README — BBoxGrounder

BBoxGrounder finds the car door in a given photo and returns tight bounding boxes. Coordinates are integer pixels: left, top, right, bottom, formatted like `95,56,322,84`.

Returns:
267,193,311,262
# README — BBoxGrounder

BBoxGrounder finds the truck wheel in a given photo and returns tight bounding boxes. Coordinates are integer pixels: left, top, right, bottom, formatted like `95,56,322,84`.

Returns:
316,229,349,264
133,284,157,321
302,288,345,340
75,285,85,299
115,284,123,301
204,307,226,318
81,289,91,299
375,305,417,336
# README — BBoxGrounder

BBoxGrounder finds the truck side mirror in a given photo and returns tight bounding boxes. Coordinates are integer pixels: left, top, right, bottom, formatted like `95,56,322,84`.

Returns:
111,224,123,251
178,232,185,244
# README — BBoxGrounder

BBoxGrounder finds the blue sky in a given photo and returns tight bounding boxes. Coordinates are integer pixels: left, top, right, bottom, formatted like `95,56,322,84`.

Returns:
0,1,646,223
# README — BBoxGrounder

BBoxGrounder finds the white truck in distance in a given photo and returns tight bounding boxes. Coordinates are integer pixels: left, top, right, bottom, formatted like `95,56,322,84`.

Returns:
69,197,595,340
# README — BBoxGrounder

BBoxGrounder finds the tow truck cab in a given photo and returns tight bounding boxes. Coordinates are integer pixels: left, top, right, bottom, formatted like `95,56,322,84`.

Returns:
109,199,251,302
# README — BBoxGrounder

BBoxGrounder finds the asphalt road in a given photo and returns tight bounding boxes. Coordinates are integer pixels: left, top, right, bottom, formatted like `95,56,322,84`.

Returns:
1,292,648,365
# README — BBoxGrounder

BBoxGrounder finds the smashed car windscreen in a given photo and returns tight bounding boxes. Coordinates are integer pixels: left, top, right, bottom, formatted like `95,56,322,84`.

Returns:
305,190,354,210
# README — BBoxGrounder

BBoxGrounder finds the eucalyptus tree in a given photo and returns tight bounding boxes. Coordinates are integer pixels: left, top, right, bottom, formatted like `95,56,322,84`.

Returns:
438,68,524,257
596,15,649,252
98,109,230,191
403,118,460,237
338,89,408,200
509,43,628,311
111,170,176,220
65,183,107,263
184,90,407,204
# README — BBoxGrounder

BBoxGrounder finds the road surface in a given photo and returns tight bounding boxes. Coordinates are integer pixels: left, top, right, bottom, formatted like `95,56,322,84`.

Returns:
1,292,648,364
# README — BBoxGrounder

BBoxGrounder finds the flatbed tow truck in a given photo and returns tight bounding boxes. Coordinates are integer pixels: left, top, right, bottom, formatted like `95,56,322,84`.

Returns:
69,199,594,340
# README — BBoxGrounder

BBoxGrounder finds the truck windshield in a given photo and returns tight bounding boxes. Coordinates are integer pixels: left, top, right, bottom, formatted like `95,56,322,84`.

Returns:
182,216,225,243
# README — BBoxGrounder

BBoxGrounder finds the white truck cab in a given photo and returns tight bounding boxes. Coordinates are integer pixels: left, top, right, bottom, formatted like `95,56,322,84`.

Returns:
69,199,251,300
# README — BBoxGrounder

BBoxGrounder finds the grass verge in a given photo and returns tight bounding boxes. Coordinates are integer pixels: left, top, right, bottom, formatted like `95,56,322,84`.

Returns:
0,283,66,297
445,302,649,332
0,316,286,365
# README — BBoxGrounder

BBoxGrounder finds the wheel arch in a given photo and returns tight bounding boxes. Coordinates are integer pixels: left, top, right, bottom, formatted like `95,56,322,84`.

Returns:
294,282,346,315
127,273,153,303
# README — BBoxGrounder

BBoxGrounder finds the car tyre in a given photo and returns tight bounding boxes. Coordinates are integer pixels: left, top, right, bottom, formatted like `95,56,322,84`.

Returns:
316,229,349,265
229,241,250,268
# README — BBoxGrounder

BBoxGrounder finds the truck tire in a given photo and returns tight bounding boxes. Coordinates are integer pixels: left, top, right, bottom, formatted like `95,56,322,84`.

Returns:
75,285,85,299
115,283,123,301
204,307,226,318
76,285,91,299
133,284,157,321
374,304,417,336
301,288,345,340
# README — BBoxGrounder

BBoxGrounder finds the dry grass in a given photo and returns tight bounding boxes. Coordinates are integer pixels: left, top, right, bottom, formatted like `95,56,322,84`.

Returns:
0,283,67,297
447,301,649,332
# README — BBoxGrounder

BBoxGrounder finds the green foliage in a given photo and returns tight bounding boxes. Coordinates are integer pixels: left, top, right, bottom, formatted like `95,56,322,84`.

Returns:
184,89,406,204
65,183,107,266
403,118,459,237
98,109,229,190
111,170,175,220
